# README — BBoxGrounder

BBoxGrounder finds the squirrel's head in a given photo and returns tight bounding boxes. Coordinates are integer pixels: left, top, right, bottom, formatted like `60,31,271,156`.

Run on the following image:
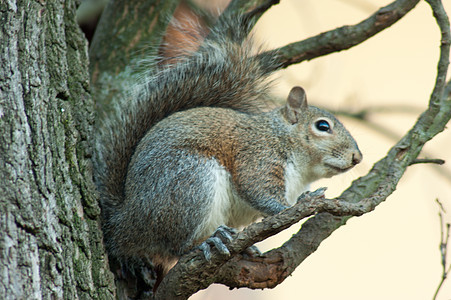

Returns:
282,86,362,180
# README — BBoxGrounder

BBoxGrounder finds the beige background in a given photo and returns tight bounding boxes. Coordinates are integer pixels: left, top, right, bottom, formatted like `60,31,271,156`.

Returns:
192,0,451,299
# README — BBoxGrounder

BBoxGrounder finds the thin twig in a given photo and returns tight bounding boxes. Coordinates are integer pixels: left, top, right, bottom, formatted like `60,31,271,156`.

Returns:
436,198,447,213
409,158,445,166
433,199,451,300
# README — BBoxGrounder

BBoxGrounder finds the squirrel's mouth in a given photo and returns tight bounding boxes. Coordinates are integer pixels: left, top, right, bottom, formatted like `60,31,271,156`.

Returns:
325,163,354,173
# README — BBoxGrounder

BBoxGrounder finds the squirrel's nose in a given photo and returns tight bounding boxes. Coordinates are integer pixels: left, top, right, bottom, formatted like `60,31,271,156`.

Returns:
352,150,363,165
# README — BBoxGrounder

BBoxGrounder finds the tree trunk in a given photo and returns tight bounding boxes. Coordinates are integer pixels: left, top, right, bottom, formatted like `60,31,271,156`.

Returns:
0,1,115,298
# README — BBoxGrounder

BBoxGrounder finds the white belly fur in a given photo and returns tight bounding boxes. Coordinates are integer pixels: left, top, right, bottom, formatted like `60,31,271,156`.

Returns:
193,160,260,241
284,160,309,206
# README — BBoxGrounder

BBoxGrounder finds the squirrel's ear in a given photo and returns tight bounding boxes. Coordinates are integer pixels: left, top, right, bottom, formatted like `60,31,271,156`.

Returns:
285,86,308,124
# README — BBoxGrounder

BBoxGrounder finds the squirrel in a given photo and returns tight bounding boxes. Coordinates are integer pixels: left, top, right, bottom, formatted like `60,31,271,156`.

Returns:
94,14,362,274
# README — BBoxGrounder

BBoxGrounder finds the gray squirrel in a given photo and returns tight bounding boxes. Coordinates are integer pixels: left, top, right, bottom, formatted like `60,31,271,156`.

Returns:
94,14,362,274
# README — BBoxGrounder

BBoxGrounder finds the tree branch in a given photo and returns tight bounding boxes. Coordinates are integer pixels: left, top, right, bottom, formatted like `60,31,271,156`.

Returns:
155,188,378,299
242,0,280,27
409,158,445,165
262,0,421,70
218,0,280,37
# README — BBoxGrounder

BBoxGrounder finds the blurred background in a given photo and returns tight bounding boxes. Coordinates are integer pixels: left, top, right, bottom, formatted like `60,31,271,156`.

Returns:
79,0,451,299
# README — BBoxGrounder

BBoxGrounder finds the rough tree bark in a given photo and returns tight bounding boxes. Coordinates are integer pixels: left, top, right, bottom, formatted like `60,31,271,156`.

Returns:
0,1,115,299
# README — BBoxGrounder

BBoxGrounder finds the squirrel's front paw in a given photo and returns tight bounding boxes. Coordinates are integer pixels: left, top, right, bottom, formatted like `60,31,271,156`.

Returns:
296,187,327,203
199,225,237,261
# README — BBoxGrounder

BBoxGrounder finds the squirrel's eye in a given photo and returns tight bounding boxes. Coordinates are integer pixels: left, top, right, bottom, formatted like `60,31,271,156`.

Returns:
315,120,331,132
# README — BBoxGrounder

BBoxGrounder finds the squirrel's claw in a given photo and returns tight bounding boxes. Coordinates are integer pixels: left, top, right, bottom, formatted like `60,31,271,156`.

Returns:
243,244,261,257
199,225,238,261
214,225,237,242
199,237,230,261
296,187,327,203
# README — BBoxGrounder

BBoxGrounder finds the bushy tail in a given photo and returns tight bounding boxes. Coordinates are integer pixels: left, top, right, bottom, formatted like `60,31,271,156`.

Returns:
94,15,280,218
